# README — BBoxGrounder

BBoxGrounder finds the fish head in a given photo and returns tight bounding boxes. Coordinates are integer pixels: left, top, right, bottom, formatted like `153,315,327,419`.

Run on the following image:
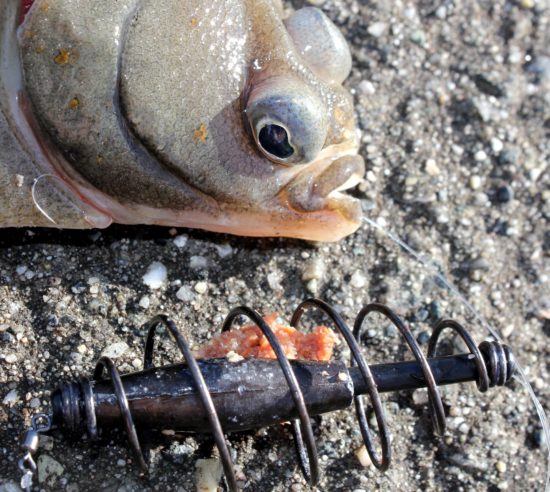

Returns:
18,1,364,241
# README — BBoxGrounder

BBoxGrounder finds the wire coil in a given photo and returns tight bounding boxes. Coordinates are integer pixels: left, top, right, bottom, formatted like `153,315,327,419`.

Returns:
86,298,514,491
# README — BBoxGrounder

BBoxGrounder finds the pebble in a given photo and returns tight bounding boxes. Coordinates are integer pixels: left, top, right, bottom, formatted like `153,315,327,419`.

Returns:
425,158,441,176
0,481,21,492
469,174,481,190
474,150,488,162
2,389,18,406
306,279,319,294
358,80,376,96
142,261,168,289
266,271,282,291
519,0,535,8
138,296,150,309
501,324,515,338
190,255,208,269
410,30,426,46
435,5,447,18
173,234,188,248
194,281,208,295
497,149,518,166
355,445,372,467
214,243,233,258
496,185,513,203
350,271,367,289
495,461,507,473
37,455,65,483
301,258,325,282
490,137,504,153
367,22,386,38
4,353,17,364
176,285,195,302
415,308,429,322
413,389,429,405
528,55,550,80
101,341,129,359
117,459,126,467
428,301,442,320
384,324,398,338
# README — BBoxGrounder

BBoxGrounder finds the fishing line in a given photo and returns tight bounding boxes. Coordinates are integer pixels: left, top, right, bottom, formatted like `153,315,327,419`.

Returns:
362,215,550,492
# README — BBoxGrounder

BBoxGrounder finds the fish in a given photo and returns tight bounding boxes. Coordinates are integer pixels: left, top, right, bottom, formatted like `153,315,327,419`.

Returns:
0,0,365,241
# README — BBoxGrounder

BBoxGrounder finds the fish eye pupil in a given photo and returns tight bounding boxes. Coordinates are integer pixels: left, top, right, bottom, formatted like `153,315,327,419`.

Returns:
258,124,294,159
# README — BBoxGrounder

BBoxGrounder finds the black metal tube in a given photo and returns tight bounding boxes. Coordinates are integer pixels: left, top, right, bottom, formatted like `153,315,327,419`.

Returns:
350,353,480,395
51,350,514,436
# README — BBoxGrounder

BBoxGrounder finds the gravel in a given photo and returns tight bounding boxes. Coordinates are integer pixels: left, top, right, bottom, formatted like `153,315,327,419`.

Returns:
1,0,549,491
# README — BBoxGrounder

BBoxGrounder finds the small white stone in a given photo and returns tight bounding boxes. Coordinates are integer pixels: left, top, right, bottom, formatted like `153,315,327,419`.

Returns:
142,262,168,289
190,256,208,269
302,258,325,282
16,265,27,275
194,281,208,295
76,344,87,354
3,389,19,406
367,21,387,38
5,353,17,364
226,351,244,363
358,80,376,95
176,285,195,302
469,175,482,190
425,158,441,176
501,324,515,338
474,150,488,162
214,244,233,258
490,137,504,153
496,461,507,473
117,459,126,467
350,271,367,289
452,144,464,156
355,445,372,467
435,5,447,18
15,174,24,187
266,272,282,291
519,0,534,8
173,234,188,248
306,279,319,294
101,341,129,359
138,296,150,309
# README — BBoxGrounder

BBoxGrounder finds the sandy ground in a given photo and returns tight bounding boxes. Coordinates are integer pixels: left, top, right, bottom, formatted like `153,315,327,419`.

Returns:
1,0,550,490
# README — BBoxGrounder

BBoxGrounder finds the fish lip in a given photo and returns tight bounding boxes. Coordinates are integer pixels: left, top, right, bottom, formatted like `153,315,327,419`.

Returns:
283,151,366,215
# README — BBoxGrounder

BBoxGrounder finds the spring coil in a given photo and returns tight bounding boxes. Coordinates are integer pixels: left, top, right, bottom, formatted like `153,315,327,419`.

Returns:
86,298,514,491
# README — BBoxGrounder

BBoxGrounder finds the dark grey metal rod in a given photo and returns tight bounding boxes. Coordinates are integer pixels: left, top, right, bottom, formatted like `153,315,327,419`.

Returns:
51,350,513,436
351,353,481,395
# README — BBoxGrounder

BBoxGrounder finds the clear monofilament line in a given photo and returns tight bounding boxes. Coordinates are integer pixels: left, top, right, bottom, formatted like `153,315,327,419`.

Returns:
362,215,550,492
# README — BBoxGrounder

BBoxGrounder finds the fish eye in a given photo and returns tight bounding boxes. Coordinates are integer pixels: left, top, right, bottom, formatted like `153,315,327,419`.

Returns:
246,76,328,166
258,124,294,159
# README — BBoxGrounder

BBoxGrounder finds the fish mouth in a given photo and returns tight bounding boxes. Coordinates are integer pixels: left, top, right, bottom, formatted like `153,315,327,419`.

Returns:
269,150,365,241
